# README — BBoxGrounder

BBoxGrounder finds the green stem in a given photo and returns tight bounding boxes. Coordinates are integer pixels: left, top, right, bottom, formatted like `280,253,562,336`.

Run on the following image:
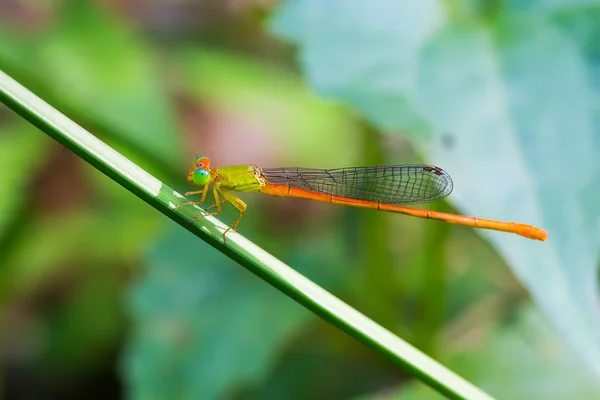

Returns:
0,69,495,400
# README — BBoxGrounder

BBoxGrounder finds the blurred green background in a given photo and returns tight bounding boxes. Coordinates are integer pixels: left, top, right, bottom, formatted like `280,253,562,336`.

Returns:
1,0,600,399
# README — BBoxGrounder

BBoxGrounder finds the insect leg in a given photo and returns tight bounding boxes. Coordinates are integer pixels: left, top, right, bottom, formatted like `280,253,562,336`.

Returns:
217,189,247,244
176,183,211,209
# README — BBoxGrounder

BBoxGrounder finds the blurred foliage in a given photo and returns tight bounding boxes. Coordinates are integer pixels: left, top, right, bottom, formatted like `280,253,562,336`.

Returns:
0,0,598,399
0,122,49,244
0,1,182,173
124,223,343,400
361,306,600,400
272,0,600,387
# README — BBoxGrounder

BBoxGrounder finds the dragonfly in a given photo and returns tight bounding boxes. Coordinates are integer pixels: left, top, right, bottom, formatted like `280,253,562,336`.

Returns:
176,156,548,243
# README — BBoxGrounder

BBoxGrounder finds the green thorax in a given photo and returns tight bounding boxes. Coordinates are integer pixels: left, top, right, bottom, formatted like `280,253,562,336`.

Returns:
215,165,265,192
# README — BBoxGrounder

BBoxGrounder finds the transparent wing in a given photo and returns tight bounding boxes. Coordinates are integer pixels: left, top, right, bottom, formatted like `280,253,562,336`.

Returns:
262,165,453,204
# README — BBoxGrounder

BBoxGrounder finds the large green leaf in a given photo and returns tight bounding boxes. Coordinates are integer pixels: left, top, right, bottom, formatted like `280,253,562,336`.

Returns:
272,1,443,135
123,225,314,400
270,0,600,376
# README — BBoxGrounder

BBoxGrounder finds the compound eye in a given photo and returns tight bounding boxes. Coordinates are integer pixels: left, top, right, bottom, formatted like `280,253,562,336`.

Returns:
192,169,210,185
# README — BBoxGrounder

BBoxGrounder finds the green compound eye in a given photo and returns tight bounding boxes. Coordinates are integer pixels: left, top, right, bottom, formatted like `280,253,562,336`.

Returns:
193,168,210,185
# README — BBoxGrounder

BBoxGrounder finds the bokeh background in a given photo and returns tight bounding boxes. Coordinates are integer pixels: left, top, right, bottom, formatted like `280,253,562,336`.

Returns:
1,1,600,399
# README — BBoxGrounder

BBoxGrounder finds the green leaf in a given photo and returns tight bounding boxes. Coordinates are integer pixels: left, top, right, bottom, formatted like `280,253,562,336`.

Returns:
271,1,443,135
0,123,49,236
124,225,312,400
40,261,126,374
503,0,600,14
361,306,600,400
417,15,600,374
0,207,160,297
270,0,600,377
551,3,600,91
0,2,182,167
